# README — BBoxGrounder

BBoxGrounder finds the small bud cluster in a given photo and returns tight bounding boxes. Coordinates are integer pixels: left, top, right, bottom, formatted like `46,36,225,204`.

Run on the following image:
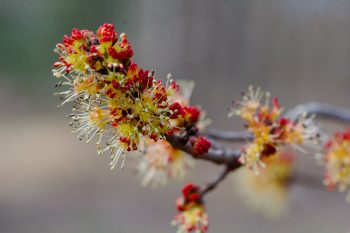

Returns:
137,139,194,187
190,137,211,156
323,130,350,201
230,86,320,173
136,80,211,186
159,80,212,156
172,183,209,233
234,151,294,217
52,23,207,169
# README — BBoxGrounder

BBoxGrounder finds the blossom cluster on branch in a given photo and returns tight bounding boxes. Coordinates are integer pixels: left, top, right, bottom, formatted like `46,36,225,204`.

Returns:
173,183,209,233
52,23,350,233
53,23,211,170
229,86,320,173
323,130,350,201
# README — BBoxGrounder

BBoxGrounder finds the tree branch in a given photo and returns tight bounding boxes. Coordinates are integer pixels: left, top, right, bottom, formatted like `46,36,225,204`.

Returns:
166,134,241,167
286,102,350,122
168,102,350,171
200,166,232,197
205,129,253,142
204,102,350,143
166,102,350,196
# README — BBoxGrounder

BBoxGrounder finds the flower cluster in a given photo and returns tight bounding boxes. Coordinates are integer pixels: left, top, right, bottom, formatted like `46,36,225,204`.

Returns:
323,130,350,201
230,86,320,173
135,80,211,186
234,151,294,217
53,23,206,169
137,139,194,187
190,137,211,156
173,183,209,233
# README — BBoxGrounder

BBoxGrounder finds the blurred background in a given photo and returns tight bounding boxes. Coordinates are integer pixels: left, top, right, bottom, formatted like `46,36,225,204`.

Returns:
1,0,350,232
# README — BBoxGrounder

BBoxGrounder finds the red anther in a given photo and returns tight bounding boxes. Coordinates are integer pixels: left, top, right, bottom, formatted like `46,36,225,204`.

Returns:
110,108,118,116
53,62,63,68
190,137,211,156
108,45,133,61
123,80,134,91
128,63,138,74
272,97,280,109
63,35,74,46
182,183,198,197
135,69,153,91
106,88,116,98
183,106,201,123
175,197,185,211
56,43,65,50
106,88,113,96
169,102,184,119
120,137,131,146
150,133,158,141
80,29,93,40
107,46,118,59
343,130,350,140
187,226,195,231
71,28,83,40
188,193,200,203
324,140,332,150
97,23,117,42
90,45,98,53
279,117,289,126
154,92,167,103
112,80,121,90
169,80,179,91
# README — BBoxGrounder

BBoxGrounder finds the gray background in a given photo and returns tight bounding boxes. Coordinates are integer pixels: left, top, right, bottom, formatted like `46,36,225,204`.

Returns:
0,0,350,232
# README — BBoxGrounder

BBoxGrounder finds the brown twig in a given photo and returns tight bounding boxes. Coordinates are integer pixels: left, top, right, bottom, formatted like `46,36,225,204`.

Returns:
286,102,350,122
166,134,241,167
200,166,232,197
205,129,253,142
205,102,350,142
166,102,350,196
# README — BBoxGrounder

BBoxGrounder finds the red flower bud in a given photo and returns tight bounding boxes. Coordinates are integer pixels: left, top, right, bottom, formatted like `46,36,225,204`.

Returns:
169,102,184,119
183,106,201,123
181,183,201,203
175,197,185,211
63,35,74,46
279,117,289,126
272,97,280,109
97,23,117,42
190,136,211,155
71,28,83,40
182,183,198,197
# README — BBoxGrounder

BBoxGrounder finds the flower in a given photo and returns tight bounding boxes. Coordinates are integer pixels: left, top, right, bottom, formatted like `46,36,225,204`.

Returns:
68,100,109,143
230,86,320,173
167,79,210,130
170,79,195,106
136,139,193,187
172,183,209,233
53,24,186,169
97,23,117,43
233,151,294,217
190,137,211,156
135,78,210,186
323,130,350,201
184,106,201,123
